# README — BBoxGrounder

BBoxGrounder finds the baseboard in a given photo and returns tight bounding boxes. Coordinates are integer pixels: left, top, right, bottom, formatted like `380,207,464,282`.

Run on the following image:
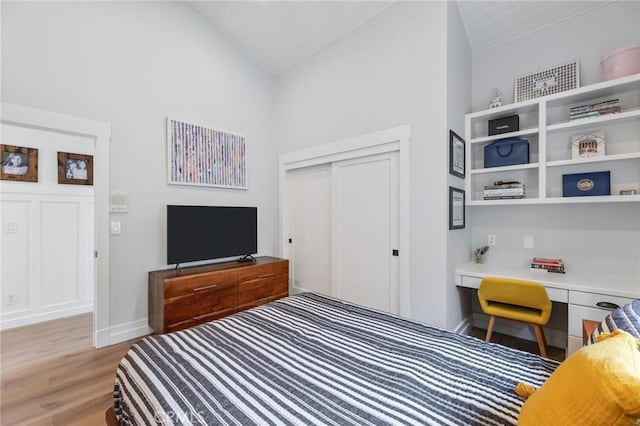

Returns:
0,304,93,330
109,319,152,345
472,313,567,349
453,315,472,335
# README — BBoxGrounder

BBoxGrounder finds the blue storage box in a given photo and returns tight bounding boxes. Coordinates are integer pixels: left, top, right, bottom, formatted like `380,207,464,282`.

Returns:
562,171,611,197
484,138,529,168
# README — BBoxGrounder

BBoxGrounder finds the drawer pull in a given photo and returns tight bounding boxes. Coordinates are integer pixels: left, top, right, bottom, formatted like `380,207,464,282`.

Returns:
192,284,218,292
596,301,620,310
193,312,220,321
257,273,276,279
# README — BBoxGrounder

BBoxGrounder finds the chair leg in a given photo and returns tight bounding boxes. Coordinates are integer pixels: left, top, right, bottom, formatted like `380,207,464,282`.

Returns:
533,324,548,358
486,315,496,342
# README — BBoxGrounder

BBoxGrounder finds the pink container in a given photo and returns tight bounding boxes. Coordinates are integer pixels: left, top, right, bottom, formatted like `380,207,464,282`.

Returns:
601,46,640,81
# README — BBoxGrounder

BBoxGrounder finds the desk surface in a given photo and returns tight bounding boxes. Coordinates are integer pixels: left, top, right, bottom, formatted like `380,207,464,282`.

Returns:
456,263,640,299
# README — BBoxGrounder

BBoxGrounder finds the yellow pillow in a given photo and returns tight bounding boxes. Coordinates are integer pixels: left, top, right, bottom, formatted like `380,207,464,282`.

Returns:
516,329,640,426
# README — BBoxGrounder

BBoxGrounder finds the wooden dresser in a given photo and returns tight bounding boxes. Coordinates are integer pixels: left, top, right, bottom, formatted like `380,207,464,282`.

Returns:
149,256,289,334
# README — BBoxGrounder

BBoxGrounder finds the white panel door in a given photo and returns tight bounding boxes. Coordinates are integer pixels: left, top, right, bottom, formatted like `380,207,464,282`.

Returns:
332,152,399,313
286,165,332,295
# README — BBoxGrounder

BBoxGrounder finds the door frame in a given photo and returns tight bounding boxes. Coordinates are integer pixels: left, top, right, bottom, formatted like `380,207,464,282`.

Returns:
1,103,111,348
278,125,410,316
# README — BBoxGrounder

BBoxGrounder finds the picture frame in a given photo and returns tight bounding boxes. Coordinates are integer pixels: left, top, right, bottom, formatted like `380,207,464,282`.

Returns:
514,60,579,103
58,152,93,185
167,117,247,189
449,186,465,230
571,132,605,159
1,144,38,182
449,130,465,179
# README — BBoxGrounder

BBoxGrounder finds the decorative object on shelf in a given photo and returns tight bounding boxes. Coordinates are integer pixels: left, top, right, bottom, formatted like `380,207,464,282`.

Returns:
167,117,247,189
449,186,465,230
571,132,605,159
601,45,640,81
1,144,38,182
484,138,529,168
484,181,525,200
514,60,579,102
488,114,519,136
619,189,638,196
57,152,93,186
570,99,620,120
489,89,503,109
474,246,489,263
562,171,611,197
449,130,465,179
530,258,565,274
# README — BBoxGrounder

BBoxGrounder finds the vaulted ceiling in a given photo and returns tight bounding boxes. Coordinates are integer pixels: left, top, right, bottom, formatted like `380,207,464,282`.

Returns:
193,1,612,76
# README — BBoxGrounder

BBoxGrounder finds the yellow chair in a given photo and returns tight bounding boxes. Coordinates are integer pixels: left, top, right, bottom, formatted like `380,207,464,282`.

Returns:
477,276,552,357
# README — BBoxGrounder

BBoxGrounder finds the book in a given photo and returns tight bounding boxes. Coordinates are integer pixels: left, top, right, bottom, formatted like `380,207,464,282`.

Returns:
483,195,525,200
532,257,563,265
484,189,525,196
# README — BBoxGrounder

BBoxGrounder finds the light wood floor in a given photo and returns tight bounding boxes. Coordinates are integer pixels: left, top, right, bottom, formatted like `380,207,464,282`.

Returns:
1,314,141,425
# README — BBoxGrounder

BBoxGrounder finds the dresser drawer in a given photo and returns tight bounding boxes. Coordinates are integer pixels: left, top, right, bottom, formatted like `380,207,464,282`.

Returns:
164,284,237,325
238,261,289,283
238,274,288,306
569,291,634,310
165,308,237,334
164,270,237,298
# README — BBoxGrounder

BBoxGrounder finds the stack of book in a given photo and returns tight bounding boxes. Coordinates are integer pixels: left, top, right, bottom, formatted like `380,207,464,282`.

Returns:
530,258,565,274
570,99,621,120
483,181,525,200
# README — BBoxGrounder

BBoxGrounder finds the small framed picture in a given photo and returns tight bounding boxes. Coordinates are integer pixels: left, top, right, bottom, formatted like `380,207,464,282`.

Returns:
1,144,38,182
58,152,93,185
449,130,465,179
449,186,465,230
572,132,605,159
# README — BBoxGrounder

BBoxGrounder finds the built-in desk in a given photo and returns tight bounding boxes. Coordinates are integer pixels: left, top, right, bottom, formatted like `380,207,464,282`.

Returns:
456,263,640,355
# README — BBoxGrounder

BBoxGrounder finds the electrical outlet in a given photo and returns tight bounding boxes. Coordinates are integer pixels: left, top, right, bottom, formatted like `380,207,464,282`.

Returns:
488,234,496,246
110,221,121,235
6,222,17,233
6,293,16,305
523,235,534,249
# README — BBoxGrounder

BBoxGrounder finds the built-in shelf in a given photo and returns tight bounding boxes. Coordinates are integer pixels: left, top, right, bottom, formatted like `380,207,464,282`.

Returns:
547,109,640,133
470,128,539,144
465,73,640,205
470,162,539,174
547,152,640,167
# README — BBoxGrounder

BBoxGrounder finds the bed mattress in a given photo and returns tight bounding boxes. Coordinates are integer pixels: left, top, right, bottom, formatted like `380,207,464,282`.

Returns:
114,293,558,425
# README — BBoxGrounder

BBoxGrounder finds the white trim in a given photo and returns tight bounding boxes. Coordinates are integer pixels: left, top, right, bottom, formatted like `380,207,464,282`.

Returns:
0,304,93,330
1,103,111,348
472,312,567,350
108,318,152,345
453,315,472,335
278,125,411,316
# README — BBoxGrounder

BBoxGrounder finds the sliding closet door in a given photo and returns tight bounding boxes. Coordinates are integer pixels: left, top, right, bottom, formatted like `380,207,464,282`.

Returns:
331,152,399,313
286,165,332,295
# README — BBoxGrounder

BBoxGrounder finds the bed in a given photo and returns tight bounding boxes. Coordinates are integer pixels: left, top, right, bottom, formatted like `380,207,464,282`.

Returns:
112,293,558,425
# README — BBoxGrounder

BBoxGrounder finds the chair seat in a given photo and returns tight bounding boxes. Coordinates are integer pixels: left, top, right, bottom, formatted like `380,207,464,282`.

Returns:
483,301,546,325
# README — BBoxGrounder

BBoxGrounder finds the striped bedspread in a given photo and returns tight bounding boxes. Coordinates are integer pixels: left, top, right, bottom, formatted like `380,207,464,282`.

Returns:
114,293,558,425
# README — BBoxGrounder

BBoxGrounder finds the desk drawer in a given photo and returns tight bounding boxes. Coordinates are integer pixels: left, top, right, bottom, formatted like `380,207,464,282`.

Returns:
460,276,482,288
569,291,634,310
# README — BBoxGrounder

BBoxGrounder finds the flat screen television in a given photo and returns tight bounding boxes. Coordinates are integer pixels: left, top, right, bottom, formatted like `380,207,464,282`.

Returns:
167,205,257,265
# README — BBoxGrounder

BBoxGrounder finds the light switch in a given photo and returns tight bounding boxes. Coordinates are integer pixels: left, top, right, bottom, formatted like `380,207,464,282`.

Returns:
6,223,17,233
110,221,121,235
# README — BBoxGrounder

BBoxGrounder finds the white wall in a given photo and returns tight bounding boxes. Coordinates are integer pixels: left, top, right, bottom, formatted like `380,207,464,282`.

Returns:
446,2,472,330
469,1,640,294
1,124,95,328
1,2,277,337
275,2,450,326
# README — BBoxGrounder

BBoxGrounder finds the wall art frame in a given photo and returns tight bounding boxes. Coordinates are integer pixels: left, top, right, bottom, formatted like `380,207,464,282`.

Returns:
167,117,247,189
58,152,94,185
449,130,465,179
449,186,465,230
1,144,38,182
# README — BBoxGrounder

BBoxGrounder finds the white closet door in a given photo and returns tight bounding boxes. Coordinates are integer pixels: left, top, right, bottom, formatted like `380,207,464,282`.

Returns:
332,152,399,313
286,165,332,295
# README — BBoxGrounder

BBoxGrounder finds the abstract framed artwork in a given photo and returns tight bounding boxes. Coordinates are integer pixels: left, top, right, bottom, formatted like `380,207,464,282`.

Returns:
58,152,94,185
167,117,247,189
1,144,38,182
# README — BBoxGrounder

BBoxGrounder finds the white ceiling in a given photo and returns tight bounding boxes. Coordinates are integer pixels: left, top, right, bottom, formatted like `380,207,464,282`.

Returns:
193,1,612,76
193,1,397,76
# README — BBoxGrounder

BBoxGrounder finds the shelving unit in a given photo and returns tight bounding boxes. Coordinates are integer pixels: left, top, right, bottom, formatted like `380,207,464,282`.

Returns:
465,73,640,205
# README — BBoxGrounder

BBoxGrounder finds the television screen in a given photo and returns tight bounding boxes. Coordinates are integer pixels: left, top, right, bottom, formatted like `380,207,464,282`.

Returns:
167,205,257,265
